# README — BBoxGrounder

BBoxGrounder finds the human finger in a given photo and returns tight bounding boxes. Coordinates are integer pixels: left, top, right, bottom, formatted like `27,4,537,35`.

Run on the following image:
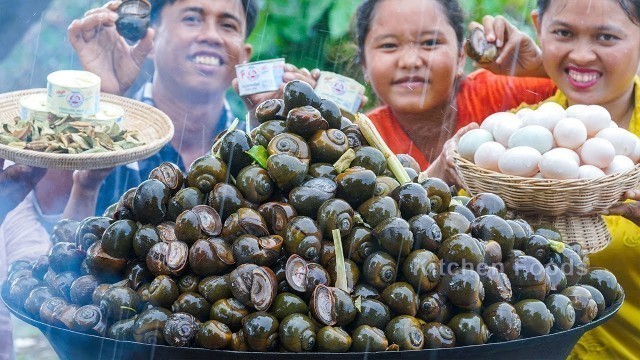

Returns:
104,0,122,11
481,15,497,43
492,15,510,48
132,27,155,63
468,20,483,32
310,68,321,80
624,189,640,201
72,12,118,43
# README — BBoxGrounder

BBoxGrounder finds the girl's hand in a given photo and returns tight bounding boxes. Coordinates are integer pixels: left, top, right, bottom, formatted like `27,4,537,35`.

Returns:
468,15,546,78
604,190,640,227
0,160,47,222
422,123,479,188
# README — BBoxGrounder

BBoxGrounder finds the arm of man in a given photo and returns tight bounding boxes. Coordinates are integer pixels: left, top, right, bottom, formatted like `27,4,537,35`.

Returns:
67,1,154,95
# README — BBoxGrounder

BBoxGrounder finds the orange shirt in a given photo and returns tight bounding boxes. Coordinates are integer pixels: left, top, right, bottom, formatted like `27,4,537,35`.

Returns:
367,69,557,169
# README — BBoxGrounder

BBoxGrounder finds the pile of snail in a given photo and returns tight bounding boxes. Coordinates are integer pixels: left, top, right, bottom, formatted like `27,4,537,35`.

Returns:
4,81,624,352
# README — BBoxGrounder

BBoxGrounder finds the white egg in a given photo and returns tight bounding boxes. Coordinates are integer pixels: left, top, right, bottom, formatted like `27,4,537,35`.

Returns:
524,102,566,131
565,104,589,119
553,117,587,150
604,155,635,175
578,165,606,179
575,105,612,137
458,129,494,161
580,138,616,168
508,125,554,154
491,113,523,146
544,147,581,165
516,108,535,120
629,138,640,163
596,128,637,156
474,141,507,172
533,172,545,179
481,112,512,134
610,121,619,128
498,146,542,177
539,151,580,179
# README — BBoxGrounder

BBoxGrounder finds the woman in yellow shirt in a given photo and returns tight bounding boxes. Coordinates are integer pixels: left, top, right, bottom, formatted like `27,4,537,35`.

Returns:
466,0,640,358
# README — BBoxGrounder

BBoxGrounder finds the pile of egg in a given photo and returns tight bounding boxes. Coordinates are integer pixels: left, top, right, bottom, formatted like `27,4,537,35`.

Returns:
458,103,640,179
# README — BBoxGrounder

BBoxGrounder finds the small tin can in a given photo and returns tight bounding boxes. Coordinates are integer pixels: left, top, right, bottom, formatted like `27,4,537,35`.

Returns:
235,58,285,96
19,93,50,123
85,102,125,127
46,70,101,118
314,71,365,114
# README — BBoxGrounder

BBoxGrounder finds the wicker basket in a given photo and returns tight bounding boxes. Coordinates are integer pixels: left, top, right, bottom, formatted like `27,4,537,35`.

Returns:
453,151,640,216
0,89,174,170
510,212,612,254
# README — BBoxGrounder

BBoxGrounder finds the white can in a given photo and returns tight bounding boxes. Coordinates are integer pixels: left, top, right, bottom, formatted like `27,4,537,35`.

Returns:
47,70,101,117
85,102,125,127
235,58,285,96
314,71,365,114
19,93,50,123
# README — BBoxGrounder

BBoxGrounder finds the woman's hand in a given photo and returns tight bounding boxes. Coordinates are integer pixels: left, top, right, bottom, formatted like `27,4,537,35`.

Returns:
604,190,640,227
67,1,154,95
422,123,479,188
468,15,545,78
62,168,114,221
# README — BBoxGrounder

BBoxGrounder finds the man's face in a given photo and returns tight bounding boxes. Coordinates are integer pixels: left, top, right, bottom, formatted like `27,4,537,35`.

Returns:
152,0,252,99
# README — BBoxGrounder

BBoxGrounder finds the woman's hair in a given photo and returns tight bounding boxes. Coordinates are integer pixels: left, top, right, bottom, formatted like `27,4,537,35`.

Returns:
354,0,465,62
148,0,259,37
537,0,640,25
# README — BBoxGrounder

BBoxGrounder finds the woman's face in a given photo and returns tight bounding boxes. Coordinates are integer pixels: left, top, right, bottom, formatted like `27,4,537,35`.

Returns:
533,0,640,107
361,0,464,115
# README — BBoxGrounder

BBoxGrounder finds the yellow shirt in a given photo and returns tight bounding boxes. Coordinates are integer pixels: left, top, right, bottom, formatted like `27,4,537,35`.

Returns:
523,77,640,360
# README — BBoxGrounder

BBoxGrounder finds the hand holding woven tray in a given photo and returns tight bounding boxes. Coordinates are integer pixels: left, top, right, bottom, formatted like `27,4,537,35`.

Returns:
0,89,174,170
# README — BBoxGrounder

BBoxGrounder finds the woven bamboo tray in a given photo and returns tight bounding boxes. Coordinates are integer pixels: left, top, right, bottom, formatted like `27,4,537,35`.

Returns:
509,212,612,254
453,151,640,216
0,89,174,170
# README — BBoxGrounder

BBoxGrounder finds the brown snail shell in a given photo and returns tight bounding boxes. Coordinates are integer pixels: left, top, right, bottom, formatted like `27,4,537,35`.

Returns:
196,320,233,350
317,198,354,238
250,120,287,148
221,207,270,243
146,240,189,277
255,98,286,122
85,241,128,279
343,227,377,264
283,216,322,263
267,132,311,163
208,183,256,222
309,285,356,327
357,196,400,229
335,167,377,207
229,264,278,311
464,27,498,63
132,308,171,344
362,251,397,289
149,162,184,194
351,325,388,352
417,292,454,324
438,268,485,312
267,153,309,192
188,237,235,276
258,202,297,237
327,258,359,293
285,254,331,293
373,217,414,257
402,249,441,292
163,312,201,347
69,274,100,306
242,311,280,352
278,313,317,352
288,177,337,218
236,165,275,204
341,124,369,149
51,219,80,244
72,304,107,336
478,264,513,304
482,302,521,341
308,129,349,163
422,322,456,349
174,205,222,245
385,315,424,350
381,282,419,316
232,234,283,267
210,297,250,331
286,105,329,139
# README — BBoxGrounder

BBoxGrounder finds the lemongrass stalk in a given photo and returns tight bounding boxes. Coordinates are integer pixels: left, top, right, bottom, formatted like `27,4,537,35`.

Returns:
355,113,411,184
332,229,349,293
333,148,356,173
210,118,240,157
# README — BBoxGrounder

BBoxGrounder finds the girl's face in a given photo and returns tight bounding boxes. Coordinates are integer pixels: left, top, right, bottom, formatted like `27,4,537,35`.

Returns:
533,0,640,108
361,0,464,115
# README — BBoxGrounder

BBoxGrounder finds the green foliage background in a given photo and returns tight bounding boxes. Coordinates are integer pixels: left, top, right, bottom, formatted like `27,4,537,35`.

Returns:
0,0,538,111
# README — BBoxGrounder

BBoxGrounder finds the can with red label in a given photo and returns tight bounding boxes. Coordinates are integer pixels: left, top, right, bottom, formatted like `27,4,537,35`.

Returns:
235,58,285,96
